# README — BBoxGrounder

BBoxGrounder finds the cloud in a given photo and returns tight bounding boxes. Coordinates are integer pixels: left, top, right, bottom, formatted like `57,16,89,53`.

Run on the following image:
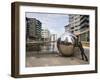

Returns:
26,12,69,38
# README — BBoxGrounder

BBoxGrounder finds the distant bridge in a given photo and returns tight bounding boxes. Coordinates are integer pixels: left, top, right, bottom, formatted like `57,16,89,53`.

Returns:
26,41,57,44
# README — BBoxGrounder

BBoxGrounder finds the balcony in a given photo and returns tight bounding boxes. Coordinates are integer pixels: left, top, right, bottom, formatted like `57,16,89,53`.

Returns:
80,17,89,24
80,22,89,29
80,27,89,32
80,15,89,20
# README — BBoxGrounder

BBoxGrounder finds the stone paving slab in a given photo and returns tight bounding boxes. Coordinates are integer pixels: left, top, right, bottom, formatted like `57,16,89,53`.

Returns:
26,47,89,67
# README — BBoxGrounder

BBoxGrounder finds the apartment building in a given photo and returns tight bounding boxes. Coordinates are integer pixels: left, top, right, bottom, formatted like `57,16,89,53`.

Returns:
41,28,50,41
65,14,89,42
26,17,42,41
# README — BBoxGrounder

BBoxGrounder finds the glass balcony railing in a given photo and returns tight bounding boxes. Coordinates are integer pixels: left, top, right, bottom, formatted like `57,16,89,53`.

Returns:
80,22,89,29
80,27,88,32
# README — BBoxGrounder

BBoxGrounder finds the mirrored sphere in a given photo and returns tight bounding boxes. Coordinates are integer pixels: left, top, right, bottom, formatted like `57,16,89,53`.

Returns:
57,31,77,56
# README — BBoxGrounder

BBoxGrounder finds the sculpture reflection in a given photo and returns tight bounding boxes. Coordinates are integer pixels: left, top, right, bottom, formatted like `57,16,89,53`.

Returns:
57,31,77,56
57,31,88,61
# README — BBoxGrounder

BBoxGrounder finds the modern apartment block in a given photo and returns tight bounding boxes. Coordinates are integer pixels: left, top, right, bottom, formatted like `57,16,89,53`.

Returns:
41,28,50,41
69,15,81,34
65,14,89,42
26,17,42,41
80,15,89,42
50,34,57,51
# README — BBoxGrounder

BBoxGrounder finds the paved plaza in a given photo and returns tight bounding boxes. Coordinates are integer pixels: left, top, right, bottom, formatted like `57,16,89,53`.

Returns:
26,47,89,67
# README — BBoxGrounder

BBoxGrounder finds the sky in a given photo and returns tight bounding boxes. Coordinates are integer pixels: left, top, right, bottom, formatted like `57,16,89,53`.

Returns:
26,12,69,38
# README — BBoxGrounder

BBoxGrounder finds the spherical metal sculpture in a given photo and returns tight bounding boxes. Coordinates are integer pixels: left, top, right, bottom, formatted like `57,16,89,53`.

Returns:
57,31,77,56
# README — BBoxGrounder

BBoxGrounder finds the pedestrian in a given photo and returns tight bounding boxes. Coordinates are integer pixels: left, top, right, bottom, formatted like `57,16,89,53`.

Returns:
78,41,88,61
